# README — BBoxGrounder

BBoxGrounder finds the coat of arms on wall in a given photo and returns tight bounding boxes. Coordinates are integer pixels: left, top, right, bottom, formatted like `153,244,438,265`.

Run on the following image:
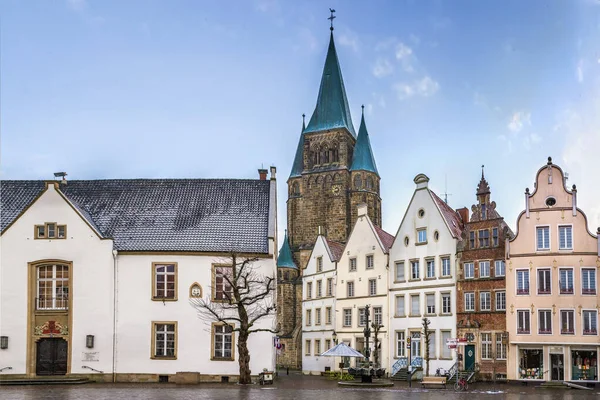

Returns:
34,320,68,336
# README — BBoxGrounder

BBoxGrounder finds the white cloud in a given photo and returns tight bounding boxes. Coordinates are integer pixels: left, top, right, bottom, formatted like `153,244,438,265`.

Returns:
395,42,415,72
337,30,360,52
507,111,531,133
372,58,393,78
393,76,439,100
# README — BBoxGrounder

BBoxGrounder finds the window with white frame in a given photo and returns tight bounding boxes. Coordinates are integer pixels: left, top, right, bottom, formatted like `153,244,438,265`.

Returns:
479,261,490,278
536,226,550,250
347,281,354,297
559,268,574,294
417,228,427,243
154,322,176,358
583,310,598,335
426,294,435,314
558,225,572,250
464,292,475,311
480,292,491,311
464,263,474,279
396,331,406,357
411,260,420,279
349,257,357,272
481,333,492,359
492,227,499,247
396,295,405,317
213,324,232,360
538,310,552,334
327,278,333,296
306,282,313,299
426,259,435,278
495,291,506,311
411,294,420,316
315,308,321,325
326,307,332,324
495,260,505,277
366,255,374,269
369,278,377,296
537,269,551,294
359,308,366,326
479,229,490,247
517,310,530,334
495,333,507,360
317,256,323,272
343,309,352,327
373,306,383,326
316,280,322,297
395,261,405,281
441,292,451,314
441,331,452,359
36,264,69,310
516,270,529,295
582,269,596,295
560,310,575,334
441,257,451,277
305,309,312,326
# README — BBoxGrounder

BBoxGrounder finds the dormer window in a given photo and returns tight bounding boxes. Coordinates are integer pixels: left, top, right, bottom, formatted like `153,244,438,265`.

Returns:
35,223,67,239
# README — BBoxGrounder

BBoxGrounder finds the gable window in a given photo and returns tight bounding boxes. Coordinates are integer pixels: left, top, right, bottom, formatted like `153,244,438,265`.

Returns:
417,228,427,244
411,260,420,280
492,227,499,247
347,281,355,297
441,292,451,314
559,268,574,294
464,263,474,279
478,229,490,247
441,257,451,277
583,310,598,335
410,294,420,316
537,269,551,294
536,226,550,250
325,307,332,324
582,269,596,295
426,294,435,314
154,263,177,300
373,306,383,326
396,331,406,357
305,309,312,326
469,231,476,248
326,278,333,296
316,280,322,298
558,225,572,250
517,310,530,334
516,270,529,295
480,292,491,311
369,278,377,296
395,261,405,281
366,255,374,269
495,291,506,311
316,257,323,272
481,333,492,360
560,310,575,334
539,310,552,334
495,260,505,277
343,309,352,327
153,322,177,359
306,282,313,299
35,223,67,239
426,259,435,279
479,261,490,278
36,264,69,310
464,292,475,312
395,295,405,317
349,258,357,272
315,308,321,325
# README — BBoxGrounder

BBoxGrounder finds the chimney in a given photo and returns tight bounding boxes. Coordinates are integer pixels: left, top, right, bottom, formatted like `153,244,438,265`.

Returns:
54,171,68,185
572,184,577,216
258,169,268,181
456,207,469,224
270,166,277,180
357,203,368,217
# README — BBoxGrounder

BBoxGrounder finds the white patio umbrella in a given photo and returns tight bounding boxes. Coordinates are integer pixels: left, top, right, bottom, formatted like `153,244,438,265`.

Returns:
320,342,364,377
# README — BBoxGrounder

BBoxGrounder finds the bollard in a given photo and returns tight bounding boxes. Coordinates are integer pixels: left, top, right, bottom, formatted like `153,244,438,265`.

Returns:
286,367,289,375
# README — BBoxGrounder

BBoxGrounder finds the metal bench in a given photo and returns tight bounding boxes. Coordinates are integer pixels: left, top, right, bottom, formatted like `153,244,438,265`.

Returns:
421,376,447,388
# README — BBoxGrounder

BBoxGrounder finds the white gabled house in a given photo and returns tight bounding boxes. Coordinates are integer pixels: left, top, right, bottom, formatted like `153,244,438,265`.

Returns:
301,233,343,375
0,169,278,383
388,174,464,378
335,204,394,370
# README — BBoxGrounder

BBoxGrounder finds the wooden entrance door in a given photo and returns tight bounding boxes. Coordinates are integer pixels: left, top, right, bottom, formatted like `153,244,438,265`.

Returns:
36,338,68,375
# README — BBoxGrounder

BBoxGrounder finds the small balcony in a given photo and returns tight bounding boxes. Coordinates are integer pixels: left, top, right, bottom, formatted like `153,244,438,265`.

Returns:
36,297,69,311
517,288,529,295
538,329,552,335
517,328,530,334
561,329,574,335
582,288,596,295
560,287,574,295
583,329,598,336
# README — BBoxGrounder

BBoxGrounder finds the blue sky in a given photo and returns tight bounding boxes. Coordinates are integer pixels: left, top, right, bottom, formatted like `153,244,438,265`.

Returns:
2,0,600,238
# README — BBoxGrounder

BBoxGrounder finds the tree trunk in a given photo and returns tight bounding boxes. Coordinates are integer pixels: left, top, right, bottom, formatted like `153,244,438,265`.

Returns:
238,331,251,384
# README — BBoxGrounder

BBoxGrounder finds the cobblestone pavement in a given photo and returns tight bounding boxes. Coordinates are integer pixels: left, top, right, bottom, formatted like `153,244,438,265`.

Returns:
1,373,598,400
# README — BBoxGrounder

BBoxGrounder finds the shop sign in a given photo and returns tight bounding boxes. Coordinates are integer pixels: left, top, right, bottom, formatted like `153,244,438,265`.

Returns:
549,346,563,354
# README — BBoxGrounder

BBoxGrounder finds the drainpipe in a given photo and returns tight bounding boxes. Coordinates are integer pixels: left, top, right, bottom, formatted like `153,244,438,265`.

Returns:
112,249,118,383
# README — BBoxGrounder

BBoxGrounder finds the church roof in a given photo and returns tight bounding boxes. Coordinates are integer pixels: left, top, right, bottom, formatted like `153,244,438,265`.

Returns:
1,179,272,253
289,118,305,179
350,110,379,176
277,231,297,269
303,32,356,137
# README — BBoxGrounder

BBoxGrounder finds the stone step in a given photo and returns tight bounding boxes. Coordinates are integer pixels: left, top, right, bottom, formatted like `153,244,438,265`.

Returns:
0,377,91,386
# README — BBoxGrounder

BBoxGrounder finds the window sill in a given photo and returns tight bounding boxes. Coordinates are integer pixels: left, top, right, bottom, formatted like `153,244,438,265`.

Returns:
440,313,453,316
559,291,574,295
408,278,421,282
409,314,422,318
415,242,428,246
480,309,491,312
152,297,178,302
538,331,552,335
394,315,406,318
439,275,452,280
424,277,437,281
425,313,437,317
151,356,177,360
561,332,575,335
211,357,234,362
394,280,406,284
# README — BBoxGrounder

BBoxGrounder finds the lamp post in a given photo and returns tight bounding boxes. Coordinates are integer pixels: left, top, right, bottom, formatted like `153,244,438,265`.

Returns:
332,331,338,375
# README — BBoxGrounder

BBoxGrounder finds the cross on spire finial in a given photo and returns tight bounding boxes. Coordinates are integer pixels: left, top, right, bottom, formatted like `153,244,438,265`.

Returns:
361,104,364,115
481,164,485,179
328,8,336,31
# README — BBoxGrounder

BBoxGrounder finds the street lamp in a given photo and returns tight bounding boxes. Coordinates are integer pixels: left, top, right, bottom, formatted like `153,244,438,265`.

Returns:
332,331,338,345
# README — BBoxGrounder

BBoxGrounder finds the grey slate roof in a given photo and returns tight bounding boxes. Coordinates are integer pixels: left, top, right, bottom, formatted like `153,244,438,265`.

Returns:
1,179,272,253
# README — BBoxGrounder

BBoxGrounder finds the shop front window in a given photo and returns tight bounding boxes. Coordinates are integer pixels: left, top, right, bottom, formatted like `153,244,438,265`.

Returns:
519,349,543,379
571,351,598,381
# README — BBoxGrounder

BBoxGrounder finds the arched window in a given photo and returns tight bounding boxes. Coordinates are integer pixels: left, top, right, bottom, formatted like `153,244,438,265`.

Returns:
366,176,374,190
292,182,300,196
354,175,362,189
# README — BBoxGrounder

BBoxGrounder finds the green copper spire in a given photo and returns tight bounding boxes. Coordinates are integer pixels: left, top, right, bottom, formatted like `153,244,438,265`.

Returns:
350,106,379,176
277,230,297,269
289,115,306,179
304,31,356,137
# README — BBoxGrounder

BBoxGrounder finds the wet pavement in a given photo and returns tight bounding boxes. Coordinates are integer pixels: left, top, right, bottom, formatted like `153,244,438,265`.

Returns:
1,374,598,400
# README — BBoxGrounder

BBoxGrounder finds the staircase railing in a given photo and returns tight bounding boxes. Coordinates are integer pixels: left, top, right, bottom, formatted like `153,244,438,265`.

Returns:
82,365,104,374
410,357,423,368
0,366,12,373
391,357,407,376
447,361,459,381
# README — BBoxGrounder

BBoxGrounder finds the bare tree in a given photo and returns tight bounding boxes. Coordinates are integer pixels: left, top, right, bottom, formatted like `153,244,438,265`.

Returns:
191,253,277,384
371,322,383,369
422,317,431,377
